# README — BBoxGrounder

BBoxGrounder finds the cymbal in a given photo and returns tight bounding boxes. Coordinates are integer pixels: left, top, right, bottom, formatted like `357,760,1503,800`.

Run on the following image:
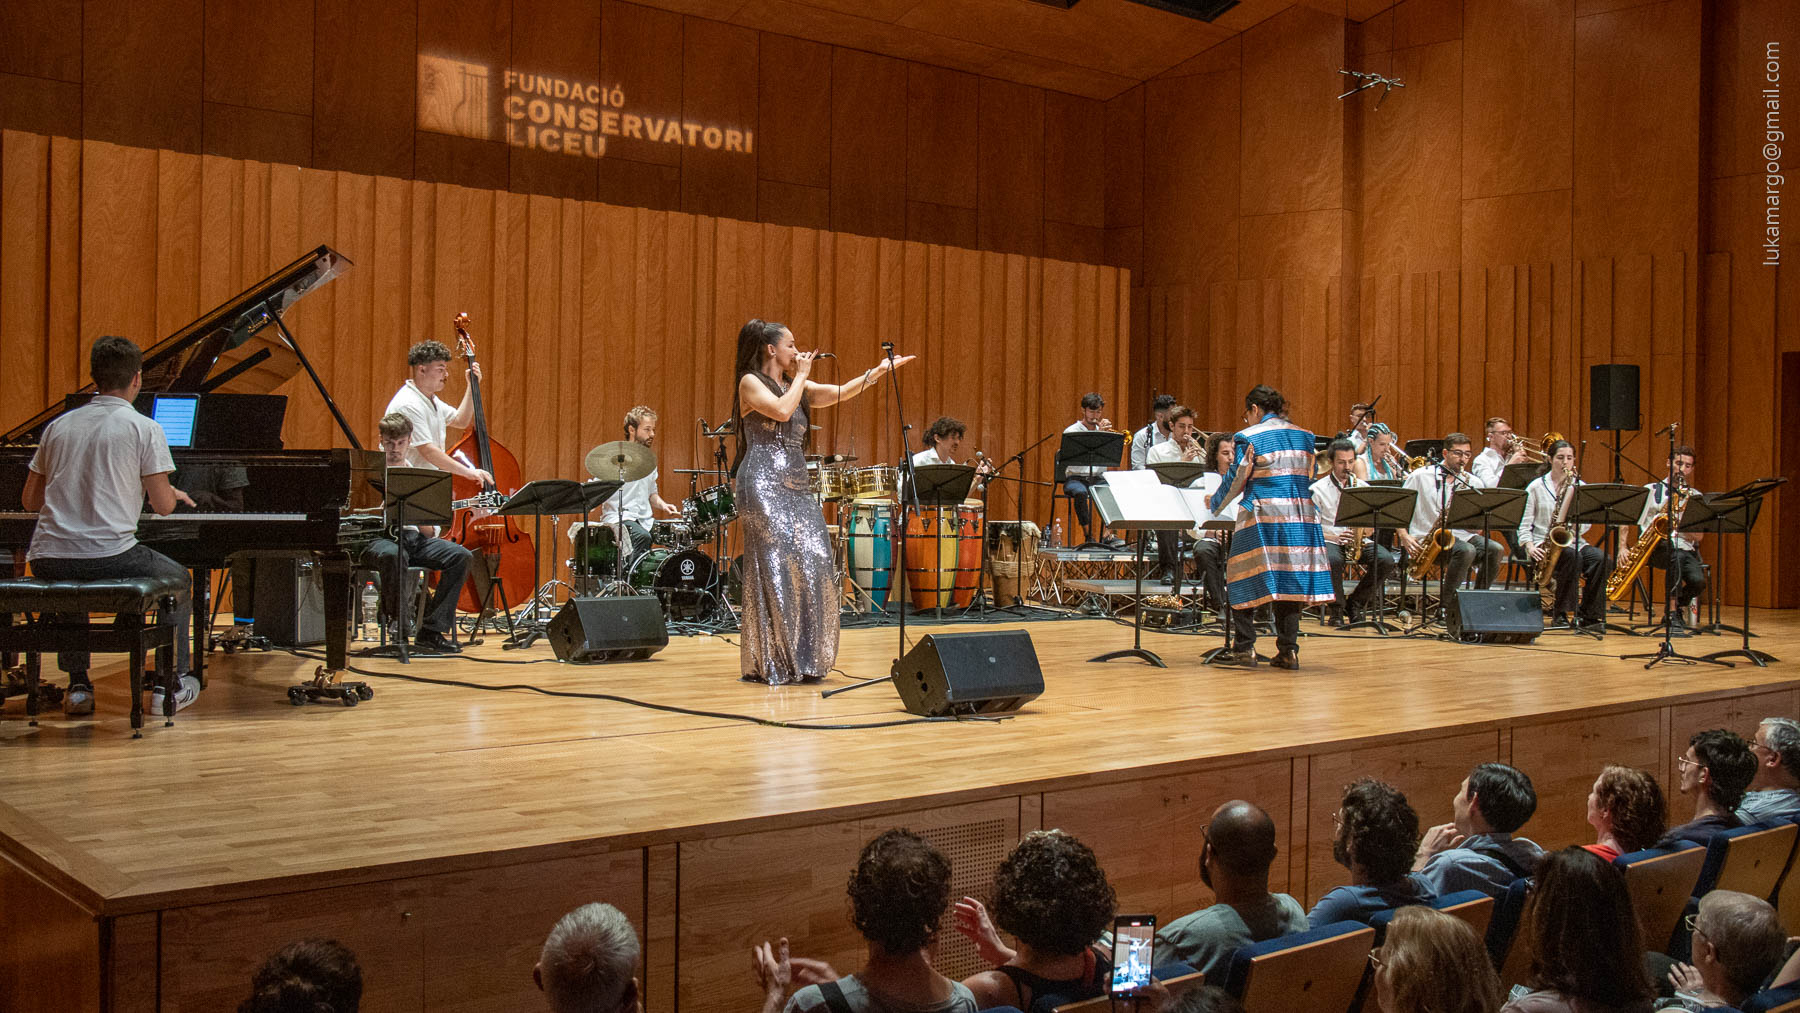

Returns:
585,440,657,483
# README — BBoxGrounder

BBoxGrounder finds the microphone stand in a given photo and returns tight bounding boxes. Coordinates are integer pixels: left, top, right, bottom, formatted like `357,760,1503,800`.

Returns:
824,344,916,698
1621,423,1729,669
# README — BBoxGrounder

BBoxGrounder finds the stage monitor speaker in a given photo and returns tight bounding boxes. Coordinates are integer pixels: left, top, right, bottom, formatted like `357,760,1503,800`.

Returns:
1590,363,1640,431
1448,589,1543,644
891,630,1044,717
548,596,669,663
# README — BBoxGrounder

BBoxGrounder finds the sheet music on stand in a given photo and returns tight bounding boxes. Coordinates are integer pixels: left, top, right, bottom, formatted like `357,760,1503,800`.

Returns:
1084,470,1205,669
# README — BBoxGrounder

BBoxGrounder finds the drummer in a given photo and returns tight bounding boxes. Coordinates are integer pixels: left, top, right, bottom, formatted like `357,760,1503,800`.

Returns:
597,405,681,558
908,416,993,498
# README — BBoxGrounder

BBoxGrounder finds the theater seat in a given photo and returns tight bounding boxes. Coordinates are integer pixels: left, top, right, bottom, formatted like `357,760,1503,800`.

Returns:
1741,983,1800,1013
1697,822,1799,899
1222,920,1374,1013
1050,970,1205,1012
1615,843,1706,951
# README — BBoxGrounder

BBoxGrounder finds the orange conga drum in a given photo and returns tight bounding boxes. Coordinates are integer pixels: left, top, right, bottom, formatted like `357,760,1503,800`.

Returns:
902,502,984,609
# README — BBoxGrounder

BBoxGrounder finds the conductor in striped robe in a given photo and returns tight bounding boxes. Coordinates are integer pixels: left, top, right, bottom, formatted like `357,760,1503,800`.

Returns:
1208,385,1334,670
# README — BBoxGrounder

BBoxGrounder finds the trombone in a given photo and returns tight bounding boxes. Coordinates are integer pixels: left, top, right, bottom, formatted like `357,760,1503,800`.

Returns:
1505,431,1567,463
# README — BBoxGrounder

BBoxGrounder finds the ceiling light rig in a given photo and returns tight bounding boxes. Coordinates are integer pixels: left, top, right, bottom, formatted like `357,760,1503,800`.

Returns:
1338,68,1405,109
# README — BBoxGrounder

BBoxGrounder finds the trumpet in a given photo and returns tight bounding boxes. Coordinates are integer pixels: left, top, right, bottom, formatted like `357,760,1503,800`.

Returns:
1505,431,1567,463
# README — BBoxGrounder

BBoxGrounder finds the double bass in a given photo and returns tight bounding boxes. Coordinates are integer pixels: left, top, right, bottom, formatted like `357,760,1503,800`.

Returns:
448,313,536,613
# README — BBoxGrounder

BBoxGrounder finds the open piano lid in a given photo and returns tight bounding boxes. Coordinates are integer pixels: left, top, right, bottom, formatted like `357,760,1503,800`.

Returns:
1,245,352,446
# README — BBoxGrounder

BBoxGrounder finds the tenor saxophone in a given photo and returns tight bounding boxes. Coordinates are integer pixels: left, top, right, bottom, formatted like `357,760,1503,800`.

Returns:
1606,483,1688,602
1407,477,1458,581
1537,468,1578,608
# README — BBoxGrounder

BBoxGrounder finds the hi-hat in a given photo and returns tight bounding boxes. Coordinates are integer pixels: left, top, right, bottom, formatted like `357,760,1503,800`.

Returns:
585,440,656,483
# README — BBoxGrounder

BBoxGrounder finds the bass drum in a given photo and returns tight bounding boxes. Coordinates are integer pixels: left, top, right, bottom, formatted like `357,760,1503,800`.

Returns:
629,547,718,620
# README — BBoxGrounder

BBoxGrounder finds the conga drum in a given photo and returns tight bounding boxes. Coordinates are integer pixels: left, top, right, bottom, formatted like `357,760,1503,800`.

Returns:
903,501,984,609
986,520,1042,606
845,501,895,609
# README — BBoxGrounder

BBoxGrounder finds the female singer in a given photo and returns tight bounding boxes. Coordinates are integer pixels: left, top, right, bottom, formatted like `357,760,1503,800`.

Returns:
731,319,913,685
1208,385,1332,669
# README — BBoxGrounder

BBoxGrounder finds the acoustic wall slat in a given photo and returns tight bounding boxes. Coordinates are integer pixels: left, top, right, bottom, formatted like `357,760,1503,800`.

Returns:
0,132,49,412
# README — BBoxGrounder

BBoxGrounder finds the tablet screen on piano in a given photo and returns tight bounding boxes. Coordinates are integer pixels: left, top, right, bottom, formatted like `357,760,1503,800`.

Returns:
150,394,200,449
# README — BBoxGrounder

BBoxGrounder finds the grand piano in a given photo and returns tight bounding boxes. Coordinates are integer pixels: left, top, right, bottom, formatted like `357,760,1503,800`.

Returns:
0,245,385,684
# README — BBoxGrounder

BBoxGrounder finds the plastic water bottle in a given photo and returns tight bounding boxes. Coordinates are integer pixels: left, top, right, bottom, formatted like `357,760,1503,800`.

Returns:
360,581,380,640
1051,519,1063,548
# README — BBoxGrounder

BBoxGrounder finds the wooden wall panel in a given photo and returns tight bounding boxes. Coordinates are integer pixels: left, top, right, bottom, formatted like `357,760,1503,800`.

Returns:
1238,4,1345,217
0,131,1130,588
976,78,1046,258
204,0,315,115
81,0,204,154
1043,91,1104,230
509,0,602,202
906,65,980,210
829,48,909,241
600,0,684,169
1044,761,1294,925
756,33,832,190
0,851,101,1013
1461,0,1573,199
312,0,417,180
681,18,759,221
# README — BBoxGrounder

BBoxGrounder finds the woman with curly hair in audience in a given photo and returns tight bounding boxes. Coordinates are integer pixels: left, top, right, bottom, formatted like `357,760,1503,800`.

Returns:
951,829,1120,1010
1370,906,1500,1013
1500,847,1656,1013
752,828,976,1013
1583,765,1668,862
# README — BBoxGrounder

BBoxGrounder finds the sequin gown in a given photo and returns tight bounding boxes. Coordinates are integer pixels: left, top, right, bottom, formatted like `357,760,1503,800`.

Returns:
736,375,840,684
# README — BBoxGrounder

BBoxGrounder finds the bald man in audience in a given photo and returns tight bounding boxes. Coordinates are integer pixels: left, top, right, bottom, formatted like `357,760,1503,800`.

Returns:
535,902,642,1013
1155,801,1308,980
1739,717,1800,825
1663,891,1787,1010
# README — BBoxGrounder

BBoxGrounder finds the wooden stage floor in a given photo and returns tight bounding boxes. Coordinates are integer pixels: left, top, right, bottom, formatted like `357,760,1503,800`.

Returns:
4,608,1799,1010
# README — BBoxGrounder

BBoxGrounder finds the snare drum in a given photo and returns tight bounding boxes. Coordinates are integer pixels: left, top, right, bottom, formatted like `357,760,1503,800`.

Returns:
851,465,898,500
845,501,895,609
650,519,692,548
903,503,985,610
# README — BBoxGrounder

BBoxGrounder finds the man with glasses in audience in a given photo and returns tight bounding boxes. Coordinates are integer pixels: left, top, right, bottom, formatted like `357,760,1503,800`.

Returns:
1662,891,1787,1011
1156,801,1308,980
1659,729,1757,849
1738,717,1800,825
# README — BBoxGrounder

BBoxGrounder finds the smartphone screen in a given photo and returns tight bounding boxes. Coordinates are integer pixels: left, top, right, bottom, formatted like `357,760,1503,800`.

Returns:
1109,914,1156,995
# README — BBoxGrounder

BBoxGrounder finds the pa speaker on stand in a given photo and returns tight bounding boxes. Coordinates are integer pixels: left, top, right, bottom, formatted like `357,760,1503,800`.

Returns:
1590,364,1640,433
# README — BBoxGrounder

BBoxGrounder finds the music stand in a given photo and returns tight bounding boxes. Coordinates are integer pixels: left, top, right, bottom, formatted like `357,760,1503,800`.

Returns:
1087,476,1196,667
496,479,587,650
1566,483,1648,636
1499,462,1541,491
360,467,453,664
1334,486,1416,635
1445,487,1526,588
1057,431,1126,546
908,464,976,621
1147,461,1208,604
1696,479,1785,666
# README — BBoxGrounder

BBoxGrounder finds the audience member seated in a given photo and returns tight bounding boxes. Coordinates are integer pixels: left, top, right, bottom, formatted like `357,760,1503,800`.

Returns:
1413,763,1546,898
1583,765,1669,862
1164,985,1247,1013
1154,801,1307,981
755,828,977,1013
1371,906,1501,1013
536,902,641,1013
1499,847,1656,1013
238,938,362,1013
1308,778,1432,925
1656,891,1787,1011
1738,717,1800,825
1658,730,1757,850
953,829,1118,1011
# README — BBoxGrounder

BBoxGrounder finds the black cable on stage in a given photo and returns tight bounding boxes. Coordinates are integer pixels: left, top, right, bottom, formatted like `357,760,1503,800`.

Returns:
283,649,998,730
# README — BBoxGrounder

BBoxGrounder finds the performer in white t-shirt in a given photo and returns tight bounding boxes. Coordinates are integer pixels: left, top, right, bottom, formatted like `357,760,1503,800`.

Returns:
382,340,492,486
908,416,993,496
598,405,681,558
22,336,200,716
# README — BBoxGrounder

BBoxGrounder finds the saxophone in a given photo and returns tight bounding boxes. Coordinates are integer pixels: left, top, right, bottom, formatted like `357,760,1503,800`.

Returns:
1537,469,1578,608
1407,470,1459,581
1606,482,1688,602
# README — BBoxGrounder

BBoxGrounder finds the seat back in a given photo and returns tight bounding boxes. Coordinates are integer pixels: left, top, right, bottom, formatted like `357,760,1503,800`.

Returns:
1051,972,1205,1013
1486,878,1532,971
1743,985,1800,1013
1225,920,1375,1013
1616,844,1706,949
1433,890,1495,940
1701,822,1800,899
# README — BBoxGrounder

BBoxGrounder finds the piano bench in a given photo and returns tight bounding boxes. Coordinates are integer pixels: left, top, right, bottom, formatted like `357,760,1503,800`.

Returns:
0,576,187,737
